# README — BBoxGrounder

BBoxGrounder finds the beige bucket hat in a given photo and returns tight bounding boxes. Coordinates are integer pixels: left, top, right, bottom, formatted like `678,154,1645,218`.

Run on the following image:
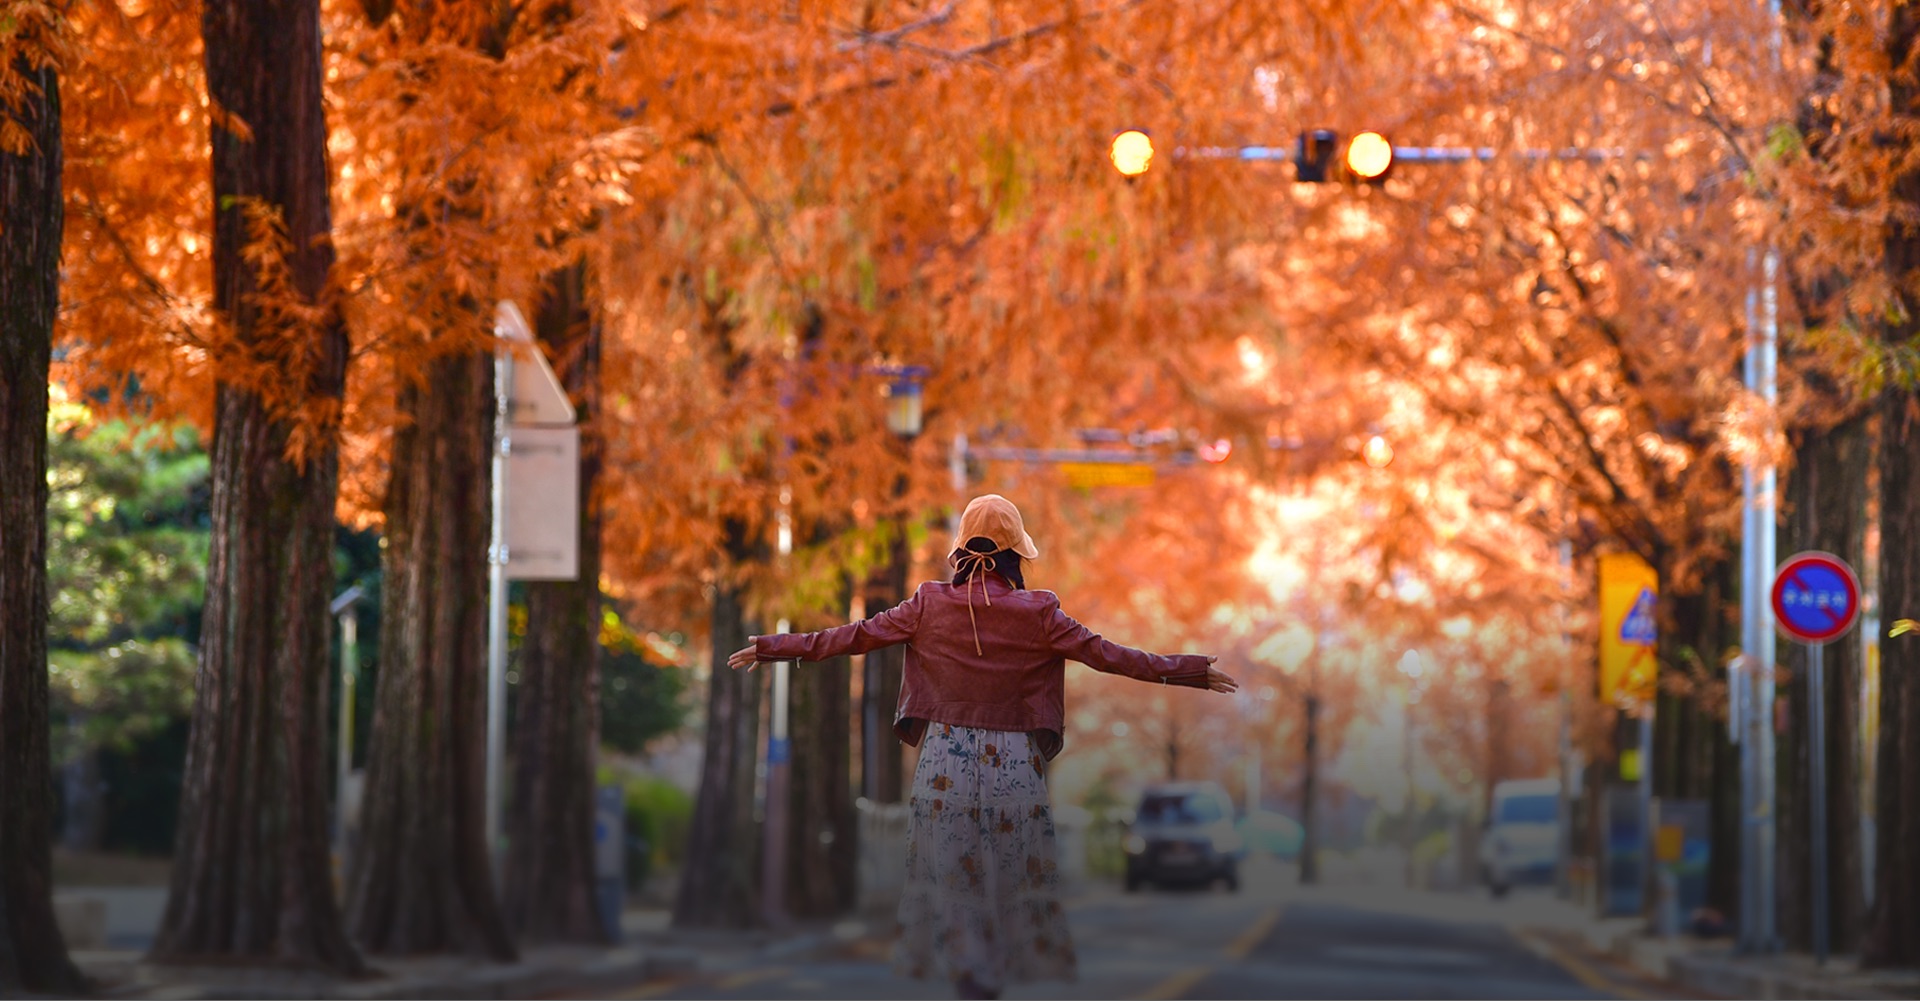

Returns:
950,493,1040,561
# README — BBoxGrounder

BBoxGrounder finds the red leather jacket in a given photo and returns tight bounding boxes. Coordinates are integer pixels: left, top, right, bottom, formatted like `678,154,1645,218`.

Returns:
753,574,1212,759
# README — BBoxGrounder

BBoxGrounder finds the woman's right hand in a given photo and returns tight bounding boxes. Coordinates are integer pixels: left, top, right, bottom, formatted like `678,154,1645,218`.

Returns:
727,641,762,672
1204,656,1238,694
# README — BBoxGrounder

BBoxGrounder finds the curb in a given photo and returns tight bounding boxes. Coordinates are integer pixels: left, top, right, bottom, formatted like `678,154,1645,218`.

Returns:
81,945,701,1001
1665,950,1910,1001
1584,926,1912,1001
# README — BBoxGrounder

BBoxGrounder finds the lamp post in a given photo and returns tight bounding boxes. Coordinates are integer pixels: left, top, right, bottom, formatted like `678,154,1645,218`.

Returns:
865,365,926,804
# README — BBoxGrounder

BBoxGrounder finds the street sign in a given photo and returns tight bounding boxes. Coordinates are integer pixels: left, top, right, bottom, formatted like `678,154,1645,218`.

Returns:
1061,461,1156,489
504,426,580,580
1620,589,1658,644
1770,550,1860,966
1771,551,1861,645
1599,552,1658,706
494,300,578,427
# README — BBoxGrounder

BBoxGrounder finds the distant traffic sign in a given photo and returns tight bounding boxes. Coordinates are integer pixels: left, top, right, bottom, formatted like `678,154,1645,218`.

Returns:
1771,551,1861,645
1060,461,1156,489
1620,588,1658,644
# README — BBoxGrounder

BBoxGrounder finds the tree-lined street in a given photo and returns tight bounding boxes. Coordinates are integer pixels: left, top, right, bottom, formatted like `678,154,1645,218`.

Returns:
6,0,1920,996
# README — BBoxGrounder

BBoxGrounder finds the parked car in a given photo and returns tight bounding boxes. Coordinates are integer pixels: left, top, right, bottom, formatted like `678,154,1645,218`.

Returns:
1237,809,1304,861
1123,781,1242,892
1479,777,1562,897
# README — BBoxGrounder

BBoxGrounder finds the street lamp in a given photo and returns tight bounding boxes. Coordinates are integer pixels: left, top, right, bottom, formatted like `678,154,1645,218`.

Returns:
866,364,927,805
881,365,927,438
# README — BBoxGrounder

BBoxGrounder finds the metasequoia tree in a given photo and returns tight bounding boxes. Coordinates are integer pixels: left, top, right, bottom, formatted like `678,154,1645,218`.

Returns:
1758,0,1920,968
1762,0,1874,949
1220,0,1794,913
331,0,635,957
0,4,83,992
581,0,1430,924
146,0,364,971
503,260,608,943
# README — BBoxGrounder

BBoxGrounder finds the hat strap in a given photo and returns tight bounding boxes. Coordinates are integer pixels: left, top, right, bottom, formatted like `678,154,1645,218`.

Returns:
953,549,996,655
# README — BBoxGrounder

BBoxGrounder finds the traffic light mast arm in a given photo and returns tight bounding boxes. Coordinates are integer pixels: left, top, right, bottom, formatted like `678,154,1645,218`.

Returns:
1393,145,1629,162
1169,143,1631,165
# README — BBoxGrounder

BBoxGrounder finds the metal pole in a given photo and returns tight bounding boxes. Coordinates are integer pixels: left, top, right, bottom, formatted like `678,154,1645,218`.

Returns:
486,344,512,884
1757,248,1781,951
948,431,968,554
763,617,792,927
1810,641,1830,965
1301,690,1320,886
337,609,357,863
1556,538,1575,900
1405,694,1418,889
1635,708,1654,924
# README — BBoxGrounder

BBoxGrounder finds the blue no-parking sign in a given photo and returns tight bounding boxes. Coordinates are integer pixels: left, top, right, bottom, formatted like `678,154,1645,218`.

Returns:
1771,551,1861,645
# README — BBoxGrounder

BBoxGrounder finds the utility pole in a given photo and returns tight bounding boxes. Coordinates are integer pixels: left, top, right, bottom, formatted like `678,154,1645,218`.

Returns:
1301,691,1321,886
1739,247,1781,953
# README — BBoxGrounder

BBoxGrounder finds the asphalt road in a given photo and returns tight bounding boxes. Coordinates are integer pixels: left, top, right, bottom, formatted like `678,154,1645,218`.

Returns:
591,858,1691,1000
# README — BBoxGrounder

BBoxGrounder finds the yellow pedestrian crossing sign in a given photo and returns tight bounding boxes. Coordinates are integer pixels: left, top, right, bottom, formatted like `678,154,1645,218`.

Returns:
1599,553,1658,707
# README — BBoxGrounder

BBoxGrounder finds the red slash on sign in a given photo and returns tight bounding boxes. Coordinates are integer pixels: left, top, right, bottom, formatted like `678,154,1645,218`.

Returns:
1771,552,1862,645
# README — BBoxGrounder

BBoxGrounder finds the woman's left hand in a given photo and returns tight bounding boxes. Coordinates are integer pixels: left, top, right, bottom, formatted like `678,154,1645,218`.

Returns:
727,642,762,672
1204,655,1238,694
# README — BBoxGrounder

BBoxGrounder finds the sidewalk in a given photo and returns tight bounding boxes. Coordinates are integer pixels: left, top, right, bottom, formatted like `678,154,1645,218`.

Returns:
1512,892,1920,1001
72,907,868,1000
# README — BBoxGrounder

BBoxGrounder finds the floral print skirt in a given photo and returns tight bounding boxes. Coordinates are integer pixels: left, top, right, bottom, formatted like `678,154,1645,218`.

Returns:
892,723,1077,990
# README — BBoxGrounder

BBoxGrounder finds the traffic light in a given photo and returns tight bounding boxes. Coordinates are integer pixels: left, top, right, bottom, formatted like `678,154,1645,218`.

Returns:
1345,131,1394,182
1110,129,1154,177
1296,129,1395,184
1295,129,1339,182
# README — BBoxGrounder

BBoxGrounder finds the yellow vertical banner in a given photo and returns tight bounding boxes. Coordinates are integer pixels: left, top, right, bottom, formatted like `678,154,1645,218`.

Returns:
1599,552,1659,707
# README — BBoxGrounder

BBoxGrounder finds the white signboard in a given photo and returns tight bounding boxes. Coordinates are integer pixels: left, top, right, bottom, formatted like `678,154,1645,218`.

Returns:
505,426,580,580
494,301,577,427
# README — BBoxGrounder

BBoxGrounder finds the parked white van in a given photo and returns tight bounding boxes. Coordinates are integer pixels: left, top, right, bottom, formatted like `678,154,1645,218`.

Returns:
1479,778,1561,897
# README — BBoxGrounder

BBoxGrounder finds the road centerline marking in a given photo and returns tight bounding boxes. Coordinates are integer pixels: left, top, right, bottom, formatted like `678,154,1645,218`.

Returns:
1508,926,1652,1000
1136,963,1213,1001
1134,902,1285,998
1226,905,1283,960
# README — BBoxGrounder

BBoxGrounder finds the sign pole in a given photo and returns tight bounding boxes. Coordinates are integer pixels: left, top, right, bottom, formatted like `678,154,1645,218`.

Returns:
1809,640,1829,966
486,343,512,885
1770,550,1861,968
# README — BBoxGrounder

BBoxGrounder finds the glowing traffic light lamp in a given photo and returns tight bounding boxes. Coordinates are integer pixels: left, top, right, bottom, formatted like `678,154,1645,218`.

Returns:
1110,130,1154,177
1363,435,1394,468
1295,129,1339,183
1346,131,1393,181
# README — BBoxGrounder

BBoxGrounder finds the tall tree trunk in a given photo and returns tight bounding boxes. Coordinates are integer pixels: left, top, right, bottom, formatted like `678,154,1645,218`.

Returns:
1864,4,1920,967
1776,415,1869,954
150,0,361,971
0,41,83,994
503,261,608,944
347,350,514,959
786,588,856,919
1485,676,1512,814
674,520,763,928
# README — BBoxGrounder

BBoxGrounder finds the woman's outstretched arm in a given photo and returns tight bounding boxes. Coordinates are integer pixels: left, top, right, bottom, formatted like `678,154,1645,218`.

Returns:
727,584,926,671
1040,595,1237,692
